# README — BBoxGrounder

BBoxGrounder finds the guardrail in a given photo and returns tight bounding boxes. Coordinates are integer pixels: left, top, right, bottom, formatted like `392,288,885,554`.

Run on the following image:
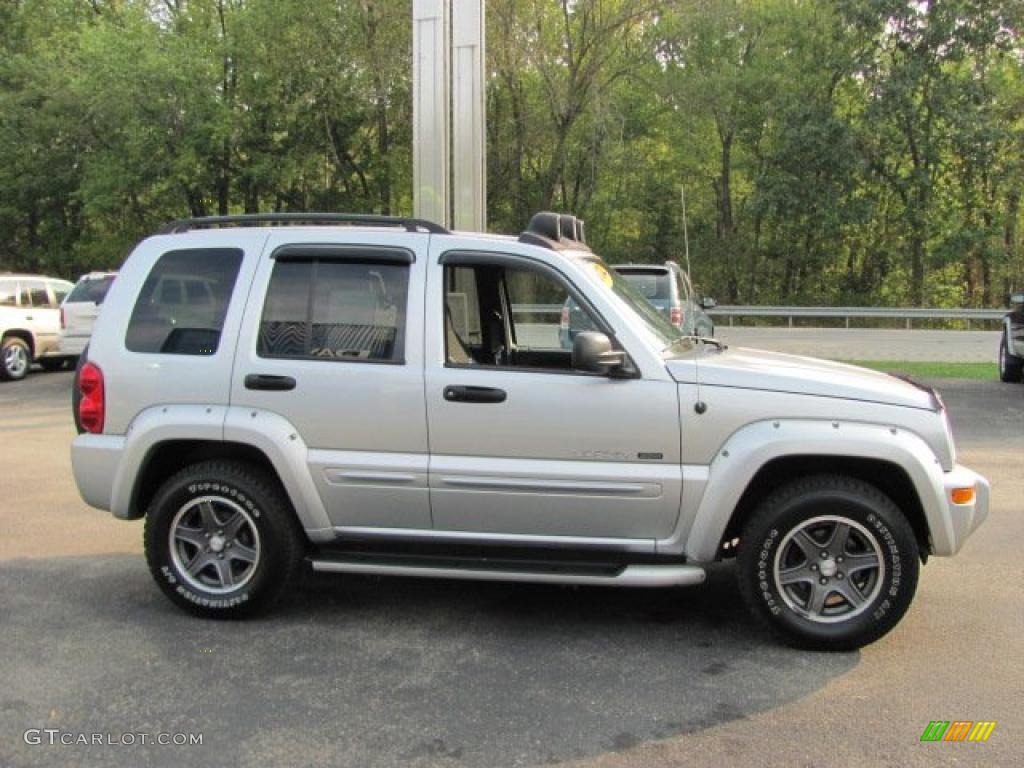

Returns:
706,305,1005,329
510,303,1005,329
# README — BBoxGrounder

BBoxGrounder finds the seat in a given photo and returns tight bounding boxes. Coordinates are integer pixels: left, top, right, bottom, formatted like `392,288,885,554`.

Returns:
445,303,474,365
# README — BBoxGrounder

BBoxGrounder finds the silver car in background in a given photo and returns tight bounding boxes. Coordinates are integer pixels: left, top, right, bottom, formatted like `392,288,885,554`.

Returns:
613,262,715,337
58,272,117,358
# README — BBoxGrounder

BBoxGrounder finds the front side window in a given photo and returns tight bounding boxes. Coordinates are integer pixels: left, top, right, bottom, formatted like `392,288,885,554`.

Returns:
443,259,605,372
258,259,409,363
125,249,243,355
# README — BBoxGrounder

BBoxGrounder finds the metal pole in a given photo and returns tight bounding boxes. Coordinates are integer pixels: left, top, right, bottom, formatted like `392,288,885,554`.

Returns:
680,186,692,278
452,2,486,232
412,0,450,227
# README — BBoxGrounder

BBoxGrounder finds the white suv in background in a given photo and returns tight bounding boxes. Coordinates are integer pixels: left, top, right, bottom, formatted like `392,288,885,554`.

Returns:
58,271,118,358
0,273,75,380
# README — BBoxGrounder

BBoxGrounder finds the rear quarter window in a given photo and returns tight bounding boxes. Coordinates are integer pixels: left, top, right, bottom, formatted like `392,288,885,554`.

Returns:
125,249,243,355
67,275,115,305
0,280,16,307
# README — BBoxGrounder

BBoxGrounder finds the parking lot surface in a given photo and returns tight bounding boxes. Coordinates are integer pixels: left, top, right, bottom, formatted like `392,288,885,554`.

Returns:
1,370,1021,767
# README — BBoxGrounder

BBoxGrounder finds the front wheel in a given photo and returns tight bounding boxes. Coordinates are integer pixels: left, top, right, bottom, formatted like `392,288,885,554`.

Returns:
998,334,1023,382
737,475,919,651
144,460,305,618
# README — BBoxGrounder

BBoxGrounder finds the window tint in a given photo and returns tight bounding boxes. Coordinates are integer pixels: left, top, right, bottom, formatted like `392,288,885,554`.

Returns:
25,281,51,308
0,280,16,307
125,249,243,355
67,275,115,304
258,259,409,363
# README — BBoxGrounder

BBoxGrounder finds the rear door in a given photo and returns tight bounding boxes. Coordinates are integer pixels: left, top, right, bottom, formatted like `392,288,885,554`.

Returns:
64,276,115,340
22,279,61,355
230,230,431,531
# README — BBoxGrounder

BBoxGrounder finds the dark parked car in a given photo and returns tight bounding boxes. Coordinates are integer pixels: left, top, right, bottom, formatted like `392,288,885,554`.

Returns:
999,291,1024,382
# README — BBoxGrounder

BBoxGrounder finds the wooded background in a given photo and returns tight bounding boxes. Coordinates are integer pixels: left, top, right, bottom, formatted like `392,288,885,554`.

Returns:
1,0,1022,306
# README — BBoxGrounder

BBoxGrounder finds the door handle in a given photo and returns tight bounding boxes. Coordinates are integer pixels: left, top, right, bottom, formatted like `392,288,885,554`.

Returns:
443,385,507,404
244,374,296,391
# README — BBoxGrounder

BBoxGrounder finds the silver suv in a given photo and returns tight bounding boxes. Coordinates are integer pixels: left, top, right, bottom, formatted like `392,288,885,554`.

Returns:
70,212,989,650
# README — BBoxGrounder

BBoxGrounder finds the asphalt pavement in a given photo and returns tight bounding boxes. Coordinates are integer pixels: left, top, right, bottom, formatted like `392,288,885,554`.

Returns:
0,368,1021,768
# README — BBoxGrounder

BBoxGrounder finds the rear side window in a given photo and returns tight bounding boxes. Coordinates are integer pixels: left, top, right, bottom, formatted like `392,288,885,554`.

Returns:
617,270,671,301
67,275,115,305
258,258,409,363
125,249,243,355
25,280,51,308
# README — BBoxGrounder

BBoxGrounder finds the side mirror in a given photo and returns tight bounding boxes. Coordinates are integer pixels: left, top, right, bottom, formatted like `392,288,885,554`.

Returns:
1010,292,1024,307
572,331,626,375
701,296,717,310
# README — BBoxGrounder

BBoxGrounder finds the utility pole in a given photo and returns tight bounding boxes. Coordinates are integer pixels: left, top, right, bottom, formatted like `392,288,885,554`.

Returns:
413,1,486,231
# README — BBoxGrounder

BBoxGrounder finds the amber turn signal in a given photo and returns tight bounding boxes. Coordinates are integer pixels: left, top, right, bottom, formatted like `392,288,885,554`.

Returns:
950,487,975,505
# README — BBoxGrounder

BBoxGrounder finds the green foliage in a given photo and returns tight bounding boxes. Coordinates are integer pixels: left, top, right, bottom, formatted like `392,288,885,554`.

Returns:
0,0,1021,308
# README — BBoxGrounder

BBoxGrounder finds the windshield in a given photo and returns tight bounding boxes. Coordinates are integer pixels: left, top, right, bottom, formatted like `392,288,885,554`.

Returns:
586,262,683,350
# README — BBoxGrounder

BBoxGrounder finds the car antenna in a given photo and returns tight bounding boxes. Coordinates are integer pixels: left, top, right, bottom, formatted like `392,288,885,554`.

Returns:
680,185,693,280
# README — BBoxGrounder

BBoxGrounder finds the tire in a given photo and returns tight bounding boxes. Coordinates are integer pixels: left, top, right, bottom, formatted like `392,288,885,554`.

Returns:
737,474,919,651
144,460,305,619
998,334,1023,383
0,336,31,381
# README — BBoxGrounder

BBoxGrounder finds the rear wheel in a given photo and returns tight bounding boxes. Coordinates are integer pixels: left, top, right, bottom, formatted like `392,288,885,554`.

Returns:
998,334,1023,382
0,336,31,381
144,460,305,618
737,474,919,651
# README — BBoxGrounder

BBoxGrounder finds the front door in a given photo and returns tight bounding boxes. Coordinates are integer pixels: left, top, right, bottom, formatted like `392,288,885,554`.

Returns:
424,247,682,542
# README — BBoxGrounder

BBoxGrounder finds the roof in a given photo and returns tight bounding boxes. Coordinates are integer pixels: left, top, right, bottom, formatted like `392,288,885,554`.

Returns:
0,273,74,282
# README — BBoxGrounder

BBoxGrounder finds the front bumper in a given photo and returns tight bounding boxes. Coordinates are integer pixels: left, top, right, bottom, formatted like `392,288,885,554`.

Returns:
934,464,990,556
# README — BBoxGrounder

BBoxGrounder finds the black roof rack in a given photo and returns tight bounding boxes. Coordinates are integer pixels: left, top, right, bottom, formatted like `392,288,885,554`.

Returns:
157,213,449,235
518,211,590,252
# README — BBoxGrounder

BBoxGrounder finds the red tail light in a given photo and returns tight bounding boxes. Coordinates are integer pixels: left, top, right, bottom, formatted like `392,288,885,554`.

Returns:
78,362,105,434
60,307,65,329
670,307,683,327
560,307,570,329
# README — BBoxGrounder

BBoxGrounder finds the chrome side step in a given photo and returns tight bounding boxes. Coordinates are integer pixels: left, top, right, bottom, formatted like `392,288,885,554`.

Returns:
310,558,706,588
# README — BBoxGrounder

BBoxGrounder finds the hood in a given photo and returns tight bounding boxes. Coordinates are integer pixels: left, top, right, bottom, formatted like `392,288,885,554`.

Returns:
666,346,938,411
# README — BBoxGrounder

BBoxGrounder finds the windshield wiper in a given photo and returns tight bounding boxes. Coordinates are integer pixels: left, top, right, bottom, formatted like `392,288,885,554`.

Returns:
693,335,726,350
